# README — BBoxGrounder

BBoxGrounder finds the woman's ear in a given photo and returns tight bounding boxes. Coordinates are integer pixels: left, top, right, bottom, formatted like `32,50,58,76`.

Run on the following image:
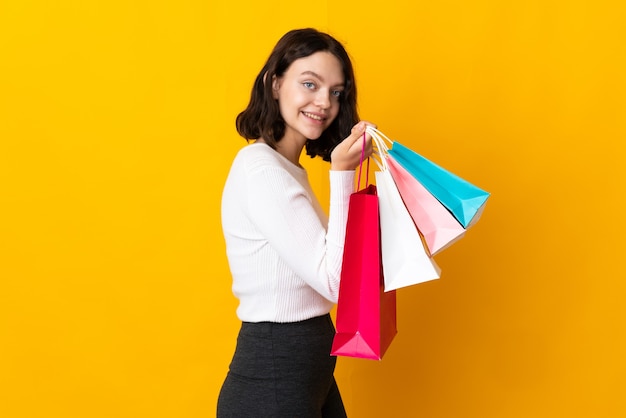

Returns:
262,72,280,100
271,75,280,99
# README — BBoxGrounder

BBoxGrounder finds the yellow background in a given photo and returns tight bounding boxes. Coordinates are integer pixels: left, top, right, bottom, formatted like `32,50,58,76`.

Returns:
1,1,624,417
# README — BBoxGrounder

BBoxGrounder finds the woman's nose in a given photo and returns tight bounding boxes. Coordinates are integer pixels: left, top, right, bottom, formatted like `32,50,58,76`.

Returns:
314,89,331,109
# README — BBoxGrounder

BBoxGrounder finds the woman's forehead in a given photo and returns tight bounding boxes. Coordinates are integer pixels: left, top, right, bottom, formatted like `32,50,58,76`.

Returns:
285,52,344,85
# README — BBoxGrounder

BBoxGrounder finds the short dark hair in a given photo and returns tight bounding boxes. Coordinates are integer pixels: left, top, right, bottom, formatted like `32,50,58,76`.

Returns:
235,28,359,161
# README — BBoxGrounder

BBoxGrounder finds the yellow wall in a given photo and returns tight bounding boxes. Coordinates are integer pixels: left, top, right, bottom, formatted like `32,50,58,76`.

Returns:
1,1,624,417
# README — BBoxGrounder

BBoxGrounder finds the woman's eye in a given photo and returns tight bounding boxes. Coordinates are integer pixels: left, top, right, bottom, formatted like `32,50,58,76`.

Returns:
303,82,315,89
331,90,343,98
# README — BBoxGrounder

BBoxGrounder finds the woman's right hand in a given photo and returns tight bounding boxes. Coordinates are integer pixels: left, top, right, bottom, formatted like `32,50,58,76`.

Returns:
330,121,376,171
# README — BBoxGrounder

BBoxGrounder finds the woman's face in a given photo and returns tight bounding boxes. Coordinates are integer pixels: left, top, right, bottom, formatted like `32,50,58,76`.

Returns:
272,51,345,143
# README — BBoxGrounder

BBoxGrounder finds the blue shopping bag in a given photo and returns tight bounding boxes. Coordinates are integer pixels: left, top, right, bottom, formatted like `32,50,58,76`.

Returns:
386,140,490,228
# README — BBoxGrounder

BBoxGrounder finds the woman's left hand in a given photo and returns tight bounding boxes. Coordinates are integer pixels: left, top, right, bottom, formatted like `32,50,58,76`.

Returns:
330,121,376,171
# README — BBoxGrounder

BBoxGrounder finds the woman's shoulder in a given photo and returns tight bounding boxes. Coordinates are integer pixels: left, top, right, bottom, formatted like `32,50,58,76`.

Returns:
235,142,276,160
232,143,276,170
234,143,303,175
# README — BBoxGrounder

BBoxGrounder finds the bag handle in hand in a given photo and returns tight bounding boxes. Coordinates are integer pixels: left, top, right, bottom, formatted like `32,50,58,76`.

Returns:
366,127,394,149
356,132,371,190
366,127,390,172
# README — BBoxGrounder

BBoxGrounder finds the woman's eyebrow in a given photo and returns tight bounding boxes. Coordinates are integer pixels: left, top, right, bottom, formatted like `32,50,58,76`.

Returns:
300,70,324,80
300,71,345,87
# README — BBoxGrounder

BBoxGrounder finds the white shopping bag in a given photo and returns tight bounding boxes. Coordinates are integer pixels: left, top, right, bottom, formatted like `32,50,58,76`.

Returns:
375,166,441,292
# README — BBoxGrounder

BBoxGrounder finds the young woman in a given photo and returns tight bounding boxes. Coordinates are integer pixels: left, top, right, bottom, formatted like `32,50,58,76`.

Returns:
217,28,374,417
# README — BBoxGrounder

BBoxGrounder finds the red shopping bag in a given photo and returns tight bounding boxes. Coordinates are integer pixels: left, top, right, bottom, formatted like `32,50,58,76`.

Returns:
331,184,397,360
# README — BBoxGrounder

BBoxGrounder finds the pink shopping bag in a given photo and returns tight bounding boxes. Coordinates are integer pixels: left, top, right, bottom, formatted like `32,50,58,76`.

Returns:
387,156,465,255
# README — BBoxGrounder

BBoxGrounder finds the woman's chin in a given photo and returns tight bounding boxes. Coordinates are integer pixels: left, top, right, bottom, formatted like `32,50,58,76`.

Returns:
303,127,326,140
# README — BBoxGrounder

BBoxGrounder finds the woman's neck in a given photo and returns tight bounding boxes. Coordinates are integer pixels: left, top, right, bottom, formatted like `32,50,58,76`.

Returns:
257,135,306,167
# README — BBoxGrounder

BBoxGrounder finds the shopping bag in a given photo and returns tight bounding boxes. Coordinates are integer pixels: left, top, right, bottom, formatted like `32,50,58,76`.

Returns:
374,158,441,291
368,127,465,255
331,184,397,360
387,157,466,255
331,141,397,360
383,133,490,228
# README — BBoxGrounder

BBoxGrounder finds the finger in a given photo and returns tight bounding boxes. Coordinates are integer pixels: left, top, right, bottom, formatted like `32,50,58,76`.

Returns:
347,121,367,142
361,120,377,130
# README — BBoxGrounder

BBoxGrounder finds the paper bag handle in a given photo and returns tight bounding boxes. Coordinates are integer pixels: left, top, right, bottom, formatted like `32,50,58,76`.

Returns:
366,126,394,148
356,132,370,190
367,127,391,172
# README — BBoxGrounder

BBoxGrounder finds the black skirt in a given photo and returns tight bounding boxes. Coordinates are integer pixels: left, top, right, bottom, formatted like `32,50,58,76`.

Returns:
217,314,347,418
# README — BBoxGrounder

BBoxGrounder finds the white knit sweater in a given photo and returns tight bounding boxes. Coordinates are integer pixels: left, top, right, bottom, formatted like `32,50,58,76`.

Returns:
221,143,355,323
